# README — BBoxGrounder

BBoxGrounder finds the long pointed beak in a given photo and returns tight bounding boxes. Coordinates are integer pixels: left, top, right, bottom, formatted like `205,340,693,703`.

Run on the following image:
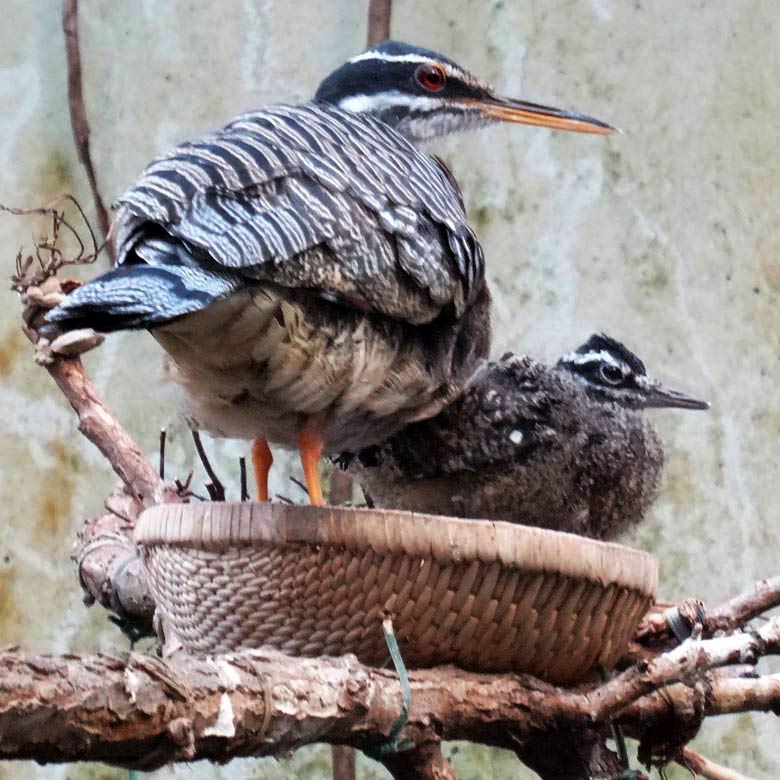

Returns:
474,95,616,135
643,385,710,411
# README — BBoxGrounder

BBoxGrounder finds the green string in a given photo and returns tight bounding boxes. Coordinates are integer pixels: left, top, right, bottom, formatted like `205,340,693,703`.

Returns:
366,618,414,757
596,665,633,777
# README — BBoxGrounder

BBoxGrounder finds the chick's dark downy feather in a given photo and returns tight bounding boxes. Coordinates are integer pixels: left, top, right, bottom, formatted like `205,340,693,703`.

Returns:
346,353,665,540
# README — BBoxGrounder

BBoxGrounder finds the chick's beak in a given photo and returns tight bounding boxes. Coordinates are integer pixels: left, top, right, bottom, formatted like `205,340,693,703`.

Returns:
643,384,710,411
473,94,616,135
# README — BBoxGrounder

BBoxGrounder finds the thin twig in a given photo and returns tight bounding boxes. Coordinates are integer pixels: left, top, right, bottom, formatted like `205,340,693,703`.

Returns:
4,196,102,292
62,0,113,257
680,747,756,780
707,577,780,631
191,431,226,502
239,457,249,502
634,577,780,654
290,476,309,497
159,429,166,481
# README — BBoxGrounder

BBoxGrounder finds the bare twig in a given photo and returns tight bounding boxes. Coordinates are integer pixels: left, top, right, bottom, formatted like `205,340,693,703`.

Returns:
191,430,226,501
290,476,309,497
62,0,113,256
4,196,102,292
367,0,392,46
581,617,780,722
707,577,780,631
159,428,166,480
633,577,780,656
239,457,249,502
680,747,756,780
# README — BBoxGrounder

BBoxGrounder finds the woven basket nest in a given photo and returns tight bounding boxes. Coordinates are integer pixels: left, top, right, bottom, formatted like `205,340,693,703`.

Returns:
136,502,657,685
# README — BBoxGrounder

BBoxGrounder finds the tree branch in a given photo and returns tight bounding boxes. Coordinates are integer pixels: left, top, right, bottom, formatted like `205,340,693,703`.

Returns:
580,618,780,722
71,483,155,635
0,623,778,772
367,0,392,46
633,577,780,654
681,747,756,780
62,0,113,256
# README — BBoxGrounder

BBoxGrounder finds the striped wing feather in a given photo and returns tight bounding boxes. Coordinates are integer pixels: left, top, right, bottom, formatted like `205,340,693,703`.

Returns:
115,104,484,324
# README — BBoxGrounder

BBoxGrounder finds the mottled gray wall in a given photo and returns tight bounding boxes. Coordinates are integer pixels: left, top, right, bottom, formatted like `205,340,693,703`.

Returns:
1,1,777,778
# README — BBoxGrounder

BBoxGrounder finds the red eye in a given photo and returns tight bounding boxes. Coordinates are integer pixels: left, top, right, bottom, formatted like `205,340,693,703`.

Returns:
414,64,446,92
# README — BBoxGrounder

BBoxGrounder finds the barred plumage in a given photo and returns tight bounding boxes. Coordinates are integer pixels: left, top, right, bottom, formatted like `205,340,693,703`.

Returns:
47,40,612,503
113,104,483,323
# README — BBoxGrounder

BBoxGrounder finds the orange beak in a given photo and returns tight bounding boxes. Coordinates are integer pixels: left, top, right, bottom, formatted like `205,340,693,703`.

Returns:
472,95,616,135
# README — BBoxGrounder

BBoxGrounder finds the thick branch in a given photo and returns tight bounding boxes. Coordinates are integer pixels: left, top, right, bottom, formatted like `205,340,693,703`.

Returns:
71,483,155,633
1,633,778,770
580,617,780,721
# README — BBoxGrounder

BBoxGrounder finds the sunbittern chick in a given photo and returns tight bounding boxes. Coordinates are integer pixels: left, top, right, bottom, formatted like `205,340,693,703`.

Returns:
342,334,709,540
46,41,612,505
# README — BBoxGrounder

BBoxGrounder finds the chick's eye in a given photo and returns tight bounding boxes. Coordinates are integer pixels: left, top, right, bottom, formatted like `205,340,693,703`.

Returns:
599,364,624,385
415,64,446,92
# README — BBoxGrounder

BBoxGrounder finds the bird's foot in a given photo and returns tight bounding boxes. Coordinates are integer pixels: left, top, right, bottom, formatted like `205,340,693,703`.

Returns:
298,426,324,506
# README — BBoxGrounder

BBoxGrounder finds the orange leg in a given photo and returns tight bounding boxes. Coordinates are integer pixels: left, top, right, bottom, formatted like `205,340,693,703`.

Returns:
251,438,273,502
298,426,324,506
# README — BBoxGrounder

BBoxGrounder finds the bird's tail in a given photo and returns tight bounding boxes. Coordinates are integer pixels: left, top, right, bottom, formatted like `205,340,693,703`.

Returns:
45,239,242,333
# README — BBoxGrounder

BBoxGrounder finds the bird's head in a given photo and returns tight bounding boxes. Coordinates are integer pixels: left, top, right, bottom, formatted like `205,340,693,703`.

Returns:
314,40,614,143
557,334,710,412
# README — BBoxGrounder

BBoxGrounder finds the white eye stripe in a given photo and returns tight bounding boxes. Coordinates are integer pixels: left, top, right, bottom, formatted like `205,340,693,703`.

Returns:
338,91,464,115
348,51,434,66
346,52,464,81
560,350,624,370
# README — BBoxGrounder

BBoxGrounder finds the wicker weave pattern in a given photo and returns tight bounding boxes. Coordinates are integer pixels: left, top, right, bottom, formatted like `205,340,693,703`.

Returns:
137,503,657,684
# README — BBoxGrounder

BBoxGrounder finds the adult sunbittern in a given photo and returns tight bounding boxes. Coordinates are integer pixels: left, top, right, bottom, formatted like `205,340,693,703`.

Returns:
47,41,613,505
342,334,709,539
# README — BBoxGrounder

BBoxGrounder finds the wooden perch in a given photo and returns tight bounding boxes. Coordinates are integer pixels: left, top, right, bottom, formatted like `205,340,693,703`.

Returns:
0,625,778,775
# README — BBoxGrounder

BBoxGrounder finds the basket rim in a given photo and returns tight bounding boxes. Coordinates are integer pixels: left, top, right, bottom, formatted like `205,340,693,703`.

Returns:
136,502,658,596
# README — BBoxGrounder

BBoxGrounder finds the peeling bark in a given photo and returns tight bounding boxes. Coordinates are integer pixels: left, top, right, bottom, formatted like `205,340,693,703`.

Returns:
0,632,778,777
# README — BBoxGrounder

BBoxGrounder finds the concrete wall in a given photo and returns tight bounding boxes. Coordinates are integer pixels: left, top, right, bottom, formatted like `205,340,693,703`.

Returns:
1,1,777,777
